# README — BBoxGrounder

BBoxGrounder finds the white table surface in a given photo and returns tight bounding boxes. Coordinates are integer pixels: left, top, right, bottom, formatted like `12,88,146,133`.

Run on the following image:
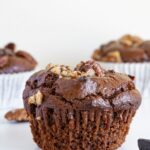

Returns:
0,97,149,150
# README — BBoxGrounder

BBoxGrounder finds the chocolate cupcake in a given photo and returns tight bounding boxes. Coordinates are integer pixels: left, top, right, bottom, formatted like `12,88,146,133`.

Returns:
23,60,141,150
92,34,150,97
0,43,37,108
92,34,149,62
0,43,37,74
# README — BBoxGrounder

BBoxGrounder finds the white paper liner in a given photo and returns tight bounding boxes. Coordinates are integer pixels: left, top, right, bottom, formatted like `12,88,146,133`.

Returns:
98,62,150,98
0,71,35,109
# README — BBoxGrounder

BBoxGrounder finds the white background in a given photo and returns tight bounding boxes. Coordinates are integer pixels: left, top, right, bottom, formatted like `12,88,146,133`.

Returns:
1,0,150,68
0,0,150,150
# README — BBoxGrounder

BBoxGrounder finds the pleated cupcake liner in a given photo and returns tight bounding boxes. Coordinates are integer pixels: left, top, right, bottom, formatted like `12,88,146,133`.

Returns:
29,108,136,150
98,62,150,98
0,71,35,109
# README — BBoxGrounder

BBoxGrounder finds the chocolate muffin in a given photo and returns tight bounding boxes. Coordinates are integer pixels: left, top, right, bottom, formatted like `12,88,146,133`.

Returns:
0,43,37,109
23,60,141,150
0,43,37,74
92,34,150,62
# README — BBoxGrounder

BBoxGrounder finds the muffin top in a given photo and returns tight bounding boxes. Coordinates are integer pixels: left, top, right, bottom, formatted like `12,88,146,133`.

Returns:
92,34,150,62
23,60,141,118
0,43,37,74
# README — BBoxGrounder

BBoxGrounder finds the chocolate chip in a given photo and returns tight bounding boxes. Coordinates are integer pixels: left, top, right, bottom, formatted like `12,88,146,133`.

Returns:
4,108,29,122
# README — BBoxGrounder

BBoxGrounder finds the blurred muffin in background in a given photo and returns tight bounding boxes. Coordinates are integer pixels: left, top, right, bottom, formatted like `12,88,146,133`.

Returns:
92,34,150,62
0,43,37,109
92,35,150,97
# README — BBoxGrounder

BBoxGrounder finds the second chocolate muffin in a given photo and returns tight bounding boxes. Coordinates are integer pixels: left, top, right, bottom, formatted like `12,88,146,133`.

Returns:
23,60,141,150
0,43,37,74
92,34,150,62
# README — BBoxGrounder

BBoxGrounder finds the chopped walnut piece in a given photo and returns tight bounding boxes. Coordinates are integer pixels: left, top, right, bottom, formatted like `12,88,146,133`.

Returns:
62,70,73,77
92,49,102,61
92,61,105,76
51,66,61,74
28,95,35,104
61,70,68,76
36,116,41,120
46,64,72,77
84,69,95,77
45,63,55,70
71,71,81,78
28,90,43,105
35,90,43,105
75,60,105,77
45,61,105,78
61,66,67,71
102,51,122,62
119,34,143,47
61,65,72,71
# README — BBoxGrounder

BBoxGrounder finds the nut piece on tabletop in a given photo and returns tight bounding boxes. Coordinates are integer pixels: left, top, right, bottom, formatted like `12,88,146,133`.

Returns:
4,108,29,122
138,139,150,150
119,34,143,47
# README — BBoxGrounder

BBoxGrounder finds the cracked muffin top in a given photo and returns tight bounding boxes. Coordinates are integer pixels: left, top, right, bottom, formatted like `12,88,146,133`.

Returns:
92,34,150,62
0,43,37,74
23,60,141,118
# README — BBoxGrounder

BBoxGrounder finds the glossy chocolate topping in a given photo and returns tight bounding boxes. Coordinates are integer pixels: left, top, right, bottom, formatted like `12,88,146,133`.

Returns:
23,61,141,118
92,34,150,62
0,43,37,74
